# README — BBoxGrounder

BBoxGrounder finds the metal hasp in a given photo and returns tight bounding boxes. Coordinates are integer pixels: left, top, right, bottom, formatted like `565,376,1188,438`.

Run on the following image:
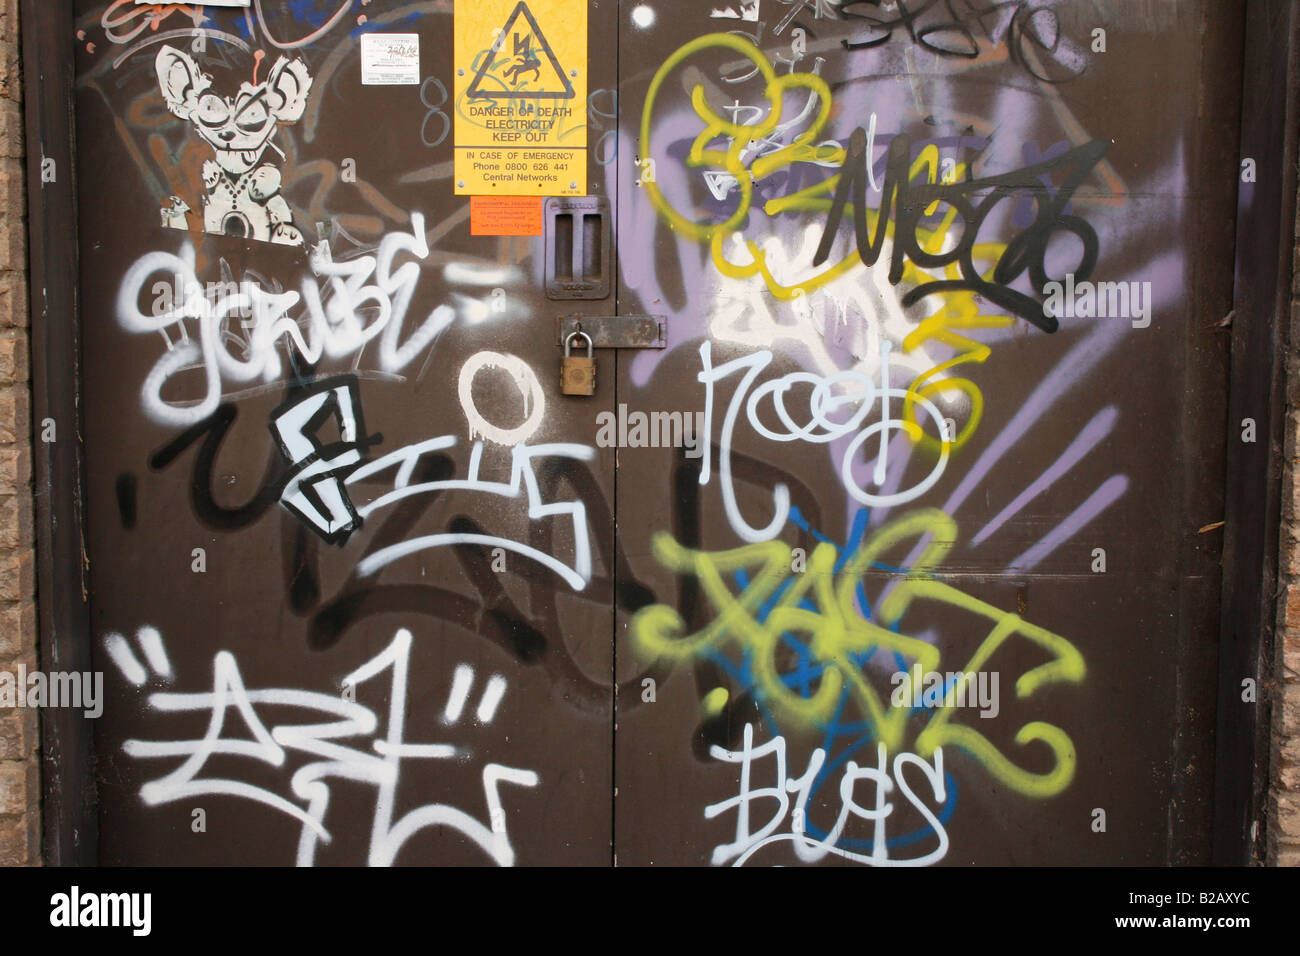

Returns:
544,196,611,299
556,315,667,348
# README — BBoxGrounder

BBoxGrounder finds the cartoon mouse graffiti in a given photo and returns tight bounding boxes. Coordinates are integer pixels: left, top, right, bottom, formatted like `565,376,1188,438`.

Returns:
155,45,312,245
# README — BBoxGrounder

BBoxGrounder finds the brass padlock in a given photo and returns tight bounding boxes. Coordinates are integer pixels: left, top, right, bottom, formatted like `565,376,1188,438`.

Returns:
561,330,596,396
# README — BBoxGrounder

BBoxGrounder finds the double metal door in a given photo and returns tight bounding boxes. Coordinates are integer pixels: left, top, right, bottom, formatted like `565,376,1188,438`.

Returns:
65,0,1238,865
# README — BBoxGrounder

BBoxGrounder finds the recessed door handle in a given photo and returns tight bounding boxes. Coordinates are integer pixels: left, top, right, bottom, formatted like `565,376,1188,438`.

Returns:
545,196,610,300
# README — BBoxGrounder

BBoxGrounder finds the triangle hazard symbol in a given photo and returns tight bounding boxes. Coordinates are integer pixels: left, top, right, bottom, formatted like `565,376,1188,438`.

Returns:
466,1,576,100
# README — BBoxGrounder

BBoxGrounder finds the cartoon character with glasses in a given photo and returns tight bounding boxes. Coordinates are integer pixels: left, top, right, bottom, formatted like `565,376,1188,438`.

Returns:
155,46,313,245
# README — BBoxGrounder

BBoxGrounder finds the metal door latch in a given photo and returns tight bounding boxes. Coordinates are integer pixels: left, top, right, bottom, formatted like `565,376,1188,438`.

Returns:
555,315,666,349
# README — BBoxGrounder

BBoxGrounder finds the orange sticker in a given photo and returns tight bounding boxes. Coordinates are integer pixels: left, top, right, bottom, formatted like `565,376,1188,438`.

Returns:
470,196,544,236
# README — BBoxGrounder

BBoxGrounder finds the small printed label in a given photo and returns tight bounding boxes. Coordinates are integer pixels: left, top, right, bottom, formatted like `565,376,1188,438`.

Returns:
470,196,544,236
360,33,421,86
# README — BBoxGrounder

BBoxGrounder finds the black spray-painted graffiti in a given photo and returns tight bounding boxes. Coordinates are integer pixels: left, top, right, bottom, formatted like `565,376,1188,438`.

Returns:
839,0,1093,82
815,126,1108,331
269,375,381,545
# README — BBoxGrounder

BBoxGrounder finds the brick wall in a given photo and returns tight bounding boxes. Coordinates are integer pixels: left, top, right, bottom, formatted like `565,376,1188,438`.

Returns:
1271,183,1300,864
0,0,36,868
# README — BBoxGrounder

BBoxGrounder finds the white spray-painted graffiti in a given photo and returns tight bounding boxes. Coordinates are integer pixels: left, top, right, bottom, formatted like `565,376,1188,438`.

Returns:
708,723,948,867
264,354,595,590
106,627,539,866
698,338,951,543
344,433,596,591
115,212,500,427
270,376,371,543
458,351,547,447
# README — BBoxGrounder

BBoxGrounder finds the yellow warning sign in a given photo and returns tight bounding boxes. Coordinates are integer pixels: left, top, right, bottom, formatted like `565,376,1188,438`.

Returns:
454,0,587,197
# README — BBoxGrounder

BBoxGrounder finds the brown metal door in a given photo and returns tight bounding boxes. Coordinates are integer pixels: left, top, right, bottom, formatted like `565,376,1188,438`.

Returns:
612,0,1236,865
62,0,1246,867
73,0,620,865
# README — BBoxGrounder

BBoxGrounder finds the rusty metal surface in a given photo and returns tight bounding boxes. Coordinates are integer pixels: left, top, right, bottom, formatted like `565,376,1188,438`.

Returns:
613,0,1237,866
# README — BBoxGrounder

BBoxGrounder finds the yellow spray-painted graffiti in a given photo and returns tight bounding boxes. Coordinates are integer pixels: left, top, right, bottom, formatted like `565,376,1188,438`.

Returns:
630,509,1085,798
639,34,1021,453
642,33,942,299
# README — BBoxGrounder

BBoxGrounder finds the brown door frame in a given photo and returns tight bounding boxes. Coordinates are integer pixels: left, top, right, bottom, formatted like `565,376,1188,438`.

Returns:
21,0,94,866
1213,0,1300,865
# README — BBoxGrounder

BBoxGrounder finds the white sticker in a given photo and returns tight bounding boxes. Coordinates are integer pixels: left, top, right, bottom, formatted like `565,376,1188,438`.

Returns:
135,0,249,5
360,33,421,86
